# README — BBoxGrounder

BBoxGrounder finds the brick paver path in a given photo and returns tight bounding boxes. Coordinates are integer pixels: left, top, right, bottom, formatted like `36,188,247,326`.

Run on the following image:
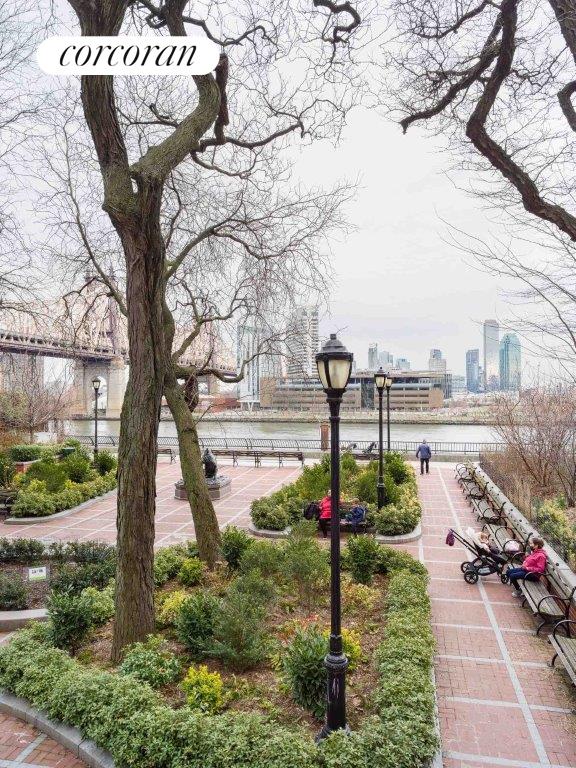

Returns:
2,459,301,546
1,460,575,766
422,463,576,768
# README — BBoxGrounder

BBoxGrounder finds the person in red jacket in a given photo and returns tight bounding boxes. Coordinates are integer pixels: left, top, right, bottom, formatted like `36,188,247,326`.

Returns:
507,536,547,597
318,490,332,538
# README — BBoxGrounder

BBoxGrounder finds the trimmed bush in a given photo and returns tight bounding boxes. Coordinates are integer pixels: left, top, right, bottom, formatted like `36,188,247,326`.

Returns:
281,625,326,718
347,535,381,585
9,444,43,462
156,589,188,627
228,569,276,606
177,557,204,587
61,453,92,483
154,544,188,586
119,635,181,688
81,581,115,625
176,592,220,657
22,459,67,493
48,540,116,565
221,525,253,571
47,591,95,653
50,560,116,596
181,664,224,713
11,490,56,518
239,539,285,577
250,498,288,531
0,574,28,610
93,450,117,476
0,537,45,563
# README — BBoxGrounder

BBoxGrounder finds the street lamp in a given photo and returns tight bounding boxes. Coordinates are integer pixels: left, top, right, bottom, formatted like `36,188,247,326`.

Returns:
385,374,393,452
92,377,101,456
374,368,386,509
315,333,353,739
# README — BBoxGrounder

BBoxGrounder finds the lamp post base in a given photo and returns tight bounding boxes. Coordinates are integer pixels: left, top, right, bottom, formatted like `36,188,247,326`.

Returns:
315,722,351,743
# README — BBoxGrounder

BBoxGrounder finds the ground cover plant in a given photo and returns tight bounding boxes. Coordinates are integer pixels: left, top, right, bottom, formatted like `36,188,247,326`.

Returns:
0,531,436,768
0,443,118,518
250,452,421,536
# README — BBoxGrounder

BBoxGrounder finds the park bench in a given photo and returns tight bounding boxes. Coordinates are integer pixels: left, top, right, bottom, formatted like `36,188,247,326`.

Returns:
471,495,504,524
483,522,531,561
549,620,576,689
0,489,16,513
518,565,576,635
157,447,176,463
210,448,304,467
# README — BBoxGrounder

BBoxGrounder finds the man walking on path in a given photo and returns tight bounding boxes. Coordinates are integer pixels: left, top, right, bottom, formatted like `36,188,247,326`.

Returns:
416,439,431,474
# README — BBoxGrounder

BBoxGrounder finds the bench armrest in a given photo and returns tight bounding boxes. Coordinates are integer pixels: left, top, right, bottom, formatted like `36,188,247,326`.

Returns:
536,594,567,616
552,619,576,639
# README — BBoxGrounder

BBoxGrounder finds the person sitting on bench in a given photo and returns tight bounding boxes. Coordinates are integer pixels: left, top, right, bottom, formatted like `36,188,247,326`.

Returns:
345,498,366,535
508,536,547,597
318,491,332,538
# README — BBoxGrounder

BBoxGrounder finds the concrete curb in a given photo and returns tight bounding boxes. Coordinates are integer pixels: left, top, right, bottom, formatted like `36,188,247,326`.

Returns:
0,608,48,631
248,523,291,539
4,490,116,525
375,521,421,544
0,691,115,767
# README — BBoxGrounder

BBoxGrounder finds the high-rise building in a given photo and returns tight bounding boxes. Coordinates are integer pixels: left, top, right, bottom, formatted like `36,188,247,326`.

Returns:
236,321,283,408
499,333,521,391
483,320,500,391
367,343,379,370
466,349,480,393
394,357,410,370
285,306,319,378
428,349,446,373
378,350,393,368
451,375,466,397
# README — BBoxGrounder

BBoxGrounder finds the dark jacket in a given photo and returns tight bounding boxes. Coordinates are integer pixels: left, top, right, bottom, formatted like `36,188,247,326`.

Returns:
416,443,431,459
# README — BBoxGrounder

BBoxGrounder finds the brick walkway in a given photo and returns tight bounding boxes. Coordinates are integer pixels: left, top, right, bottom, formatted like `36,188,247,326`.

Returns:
1,459,301,546
1,460,575,766
421,463,576,768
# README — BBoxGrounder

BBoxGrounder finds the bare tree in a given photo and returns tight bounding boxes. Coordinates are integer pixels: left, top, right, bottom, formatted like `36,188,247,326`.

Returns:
39,0,370,659
0,357,73,443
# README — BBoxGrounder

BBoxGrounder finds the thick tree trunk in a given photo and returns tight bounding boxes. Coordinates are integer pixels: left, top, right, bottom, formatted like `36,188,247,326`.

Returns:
164,374,221,568
111,229,166,662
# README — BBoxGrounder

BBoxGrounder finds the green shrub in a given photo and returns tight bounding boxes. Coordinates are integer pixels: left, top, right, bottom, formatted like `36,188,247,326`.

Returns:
81,581,115,625
48,540,116,565
154,545,188,586
61,453,92,483
176,591,220,657
228,569,277,606
23,459,67,493
347,535,381,585
93,450,117,476
374,503,419,536
9,445,43,462
181,664,224,713
354,467,399,507
52,486,84,512
47,591,95,653
0,537,45,563
239,539,285,577
11,490,56,518
220,525,253,570
0,574,28,610
119,635,181,688
250,498,288,531
207,589,269,671
281,625,326,718
177,557,204,587
376,545,428,578
384,452,411,484
536,499,576,557
50,560,116,596
322,627,362,672
0,452,15,488
157,589,188,627
281,497,305,525
283,524,329,608
293,454,331,500
342,579,380,615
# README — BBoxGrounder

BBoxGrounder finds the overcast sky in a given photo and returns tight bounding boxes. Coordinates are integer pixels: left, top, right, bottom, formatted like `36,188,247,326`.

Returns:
293,108,520,375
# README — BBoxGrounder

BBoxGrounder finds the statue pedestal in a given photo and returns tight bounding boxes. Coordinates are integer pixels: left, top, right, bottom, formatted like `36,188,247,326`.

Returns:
175,476,232,502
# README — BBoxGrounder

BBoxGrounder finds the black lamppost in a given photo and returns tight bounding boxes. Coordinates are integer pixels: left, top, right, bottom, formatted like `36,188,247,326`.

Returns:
385,374,393,452
374,368,386,509
315,333,353,739
92,377,101,456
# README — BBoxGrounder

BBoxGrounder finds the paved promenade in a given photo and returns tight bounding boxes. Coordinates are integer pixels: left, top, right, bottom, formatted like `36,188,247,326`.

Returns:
1,461,575,767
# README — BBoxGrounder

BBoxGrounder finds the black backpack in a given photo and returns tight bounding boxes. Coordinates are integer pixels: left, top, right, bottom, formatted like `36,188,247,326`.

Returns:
303,501,321,521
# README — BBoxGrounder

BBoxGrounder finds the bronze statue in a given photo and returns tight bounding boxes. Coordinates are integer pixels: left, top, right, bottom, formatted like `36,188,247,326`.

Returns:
202,448,218,479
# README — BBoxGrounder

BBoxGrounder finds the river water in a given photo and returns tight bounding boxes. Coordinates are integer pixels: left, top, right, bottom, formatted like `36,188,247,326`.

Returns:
68,418,498,444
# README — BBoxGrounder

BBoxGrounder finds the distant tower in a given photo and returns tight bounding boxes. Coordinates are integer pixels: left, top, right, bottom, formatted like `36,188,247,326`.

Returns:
285,306,319,378
483,320,500,391
368,343,379,370
466,349,480,393
428,349,446,373
499,333,521,391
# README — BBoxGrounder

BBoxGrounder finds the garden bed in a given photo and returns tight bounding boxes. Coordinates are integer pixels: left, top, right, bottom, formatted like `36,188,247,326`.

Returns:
0,529,437,768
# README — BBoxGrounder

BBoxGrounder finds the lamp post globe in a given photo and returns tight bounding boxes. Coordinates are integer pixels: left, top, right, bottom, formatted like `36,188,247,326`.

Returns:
315,333,352,740
374,368,385,509
91,378,101,456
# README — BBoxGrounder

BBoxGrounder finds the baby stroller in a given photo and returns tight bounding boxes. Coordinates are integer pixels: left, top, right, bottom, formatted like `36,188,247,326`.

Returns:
446,528,510,585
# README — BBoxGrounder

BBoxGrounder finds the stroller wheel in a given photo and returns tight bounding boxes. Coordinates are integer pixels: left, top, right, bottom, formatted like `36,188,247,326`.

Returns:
464,570,479,584
500,572,509,584
460,562,472,572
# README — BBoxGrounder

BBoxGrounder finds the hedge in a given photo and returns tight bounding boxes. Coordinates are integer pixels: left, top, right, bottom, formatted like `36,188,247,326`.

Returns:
0,546,436,768
10,470,116,518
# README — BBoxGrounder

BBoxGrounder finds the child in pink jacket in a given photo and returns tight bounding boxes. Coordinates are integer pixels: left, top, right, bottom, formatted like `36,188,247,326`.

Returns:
508,536,547,597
